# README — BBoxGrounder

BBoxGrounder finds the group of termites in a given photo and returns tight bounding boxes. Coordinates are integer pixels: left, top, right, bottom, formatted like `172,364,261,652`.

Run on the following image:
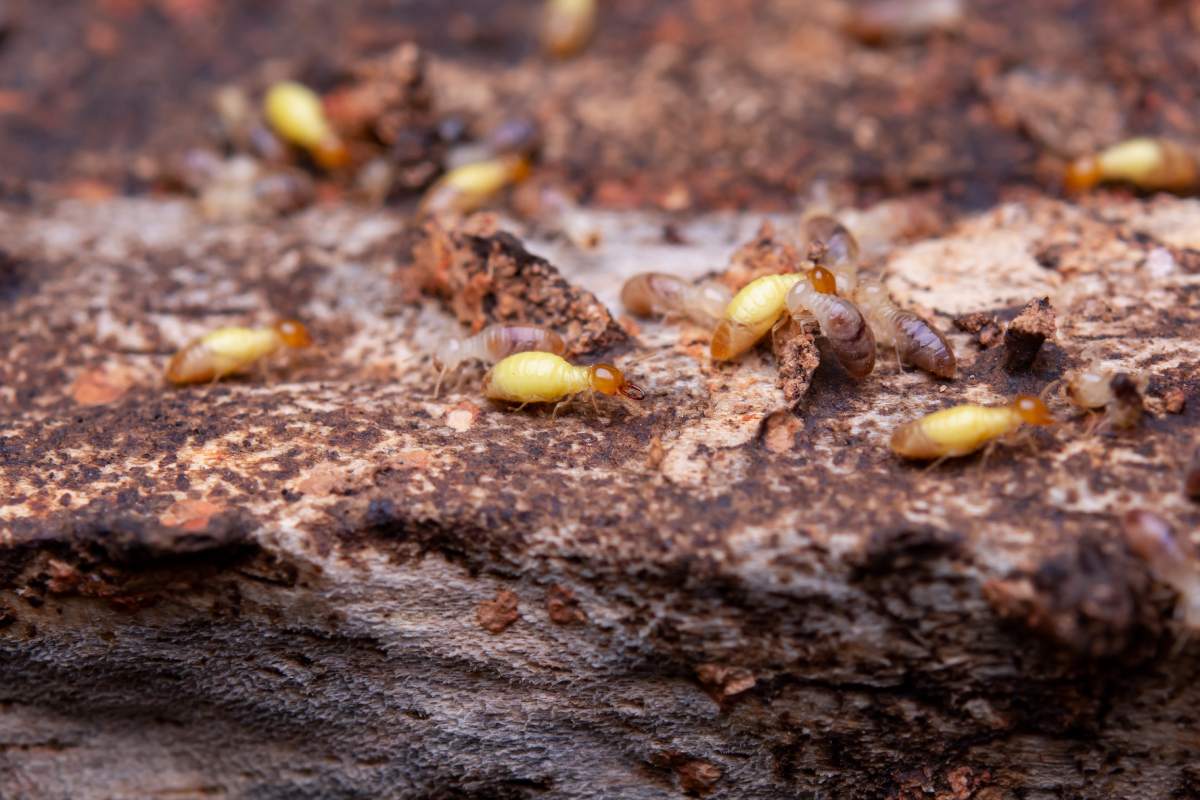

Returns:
165,213,1155,467
161,0,1197,467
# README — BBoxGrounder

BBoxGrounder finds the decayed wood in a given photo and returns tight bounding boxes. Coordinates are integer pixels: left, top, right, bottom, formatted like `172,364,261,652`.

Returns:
1,195,1199,799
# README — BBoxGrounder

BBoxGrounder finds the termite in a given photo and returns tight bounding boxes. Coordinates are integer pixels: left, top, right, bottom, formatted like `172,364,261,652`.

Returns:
804,215,860,285
166,320,313,385
419,155,531,216
1122,509,1200,631
710,273,801,361
1065,137,1199,194
786,267,876,378
1062,366,1147,430
541,0,597,58
854,280,957,378
263,81,349,170
620,272,733,327
484,351,645,413
1186,447,1200,501
806,214,956,378
432,323,566,398
890,395,1055,461
845,0,965,44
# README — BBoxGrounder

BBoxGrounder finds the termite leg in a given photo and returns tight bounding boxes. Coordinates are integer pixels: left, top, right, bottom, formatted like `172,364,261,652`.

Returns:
894,346,905,374
433,364,451,400
977,439,999,474
922,455,951,474
552,397,573,418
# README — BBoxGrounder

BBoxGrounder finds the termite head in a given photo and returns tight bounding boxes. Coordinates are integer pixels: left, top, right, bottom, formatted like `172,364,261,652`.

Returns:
273,320,313,349
1012,395,1054,425
1064,155,1101,193
807,266,838,295
589,363,645,399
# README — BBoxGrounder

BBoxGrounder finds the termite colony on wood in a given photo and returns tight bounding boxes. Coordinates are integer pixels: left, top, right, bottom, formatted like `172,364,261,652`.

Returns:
619,213,1173,465
156,0,602,223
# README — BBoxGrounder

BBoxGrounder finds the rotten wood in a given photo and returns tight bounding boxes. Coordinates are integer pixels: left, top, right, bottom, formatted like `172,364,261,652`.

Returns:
1,193,1198,798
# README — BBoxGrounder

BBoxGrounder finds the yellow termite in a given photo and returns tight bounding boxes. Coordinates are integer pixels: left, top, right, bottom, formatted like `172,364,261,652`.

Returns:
710,273,802,361
1065,137,1199,194
484,351,645,412
541,0,597,58
263,81,349,170
165,320,312,385
890,395,1055,461
419,155,531,216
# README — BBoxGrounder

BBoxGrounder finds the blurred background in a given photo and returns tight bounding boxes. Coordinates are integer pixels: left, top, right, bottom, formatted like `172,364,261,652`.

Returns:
1,0,1198,213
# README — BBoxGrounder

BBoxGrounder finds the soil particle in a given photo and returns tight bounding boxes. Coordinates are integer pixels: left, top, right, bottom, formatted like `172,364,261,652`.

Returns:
410,220,629,357
476,589,520,634
1003,297,1055,372
954,311,1002,348
544,584,584,626
771,320,820,410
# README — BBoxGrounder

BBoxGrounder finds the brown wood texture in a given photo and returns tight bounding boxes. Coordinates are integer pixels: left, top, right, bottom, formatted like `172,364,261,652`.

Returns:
1,193,1198,799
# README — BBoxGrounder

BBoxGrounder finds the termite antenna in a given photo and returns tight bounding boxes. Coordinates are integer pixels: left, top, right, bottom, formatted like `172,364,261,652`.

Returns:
619,382,646,401
433,363,450,400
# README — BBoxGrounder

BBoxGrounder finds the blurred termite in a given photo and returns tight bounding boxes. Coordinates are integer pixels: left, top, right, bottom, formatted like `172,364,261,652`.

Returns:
484,351,645,413
620,272,733,327
710,273,802,361
419,155,531,216
165,320,312,385
541,0,597,58
433,323,566,398
1060,365,1147,431
263,81,349,170
1185,447,1200,501
197,156,314,221
805,214,956,378
890,395,1055,461
1123,509,1200,631
1065,138,1199,194
786,267,876,378
845,0,965,44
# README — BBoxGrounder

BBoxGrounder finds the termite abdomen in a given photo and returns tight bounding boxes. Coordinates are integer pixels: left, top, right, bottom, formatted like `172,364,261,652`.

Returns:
893,311,957,378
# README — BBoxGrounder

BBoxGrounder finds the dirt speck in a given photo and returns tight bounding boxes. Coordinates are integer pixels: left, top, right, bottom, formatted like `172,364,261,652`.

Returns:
695,663,756,703
476,589,519,634
71,366,136,406
445,400,480,433
545,584,585,626
160,499,225,533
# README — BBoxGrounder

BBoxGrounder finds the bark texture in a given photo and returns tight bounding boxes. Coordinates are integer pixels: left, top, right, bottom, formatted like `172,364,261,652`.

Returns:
1,195,1199,799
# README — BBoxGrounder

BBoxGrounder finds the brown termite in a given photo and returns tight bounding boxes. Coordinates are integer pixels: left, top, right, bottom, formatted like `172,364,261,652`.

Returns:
433,323,566,398
805,214,956,378
620,272,733,327
1123,509,1200,632
165,320,312,385
804,215,860,285
854,280,957,378
1059,365,1148,431
1186,447,1200,501
785,266,876,379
